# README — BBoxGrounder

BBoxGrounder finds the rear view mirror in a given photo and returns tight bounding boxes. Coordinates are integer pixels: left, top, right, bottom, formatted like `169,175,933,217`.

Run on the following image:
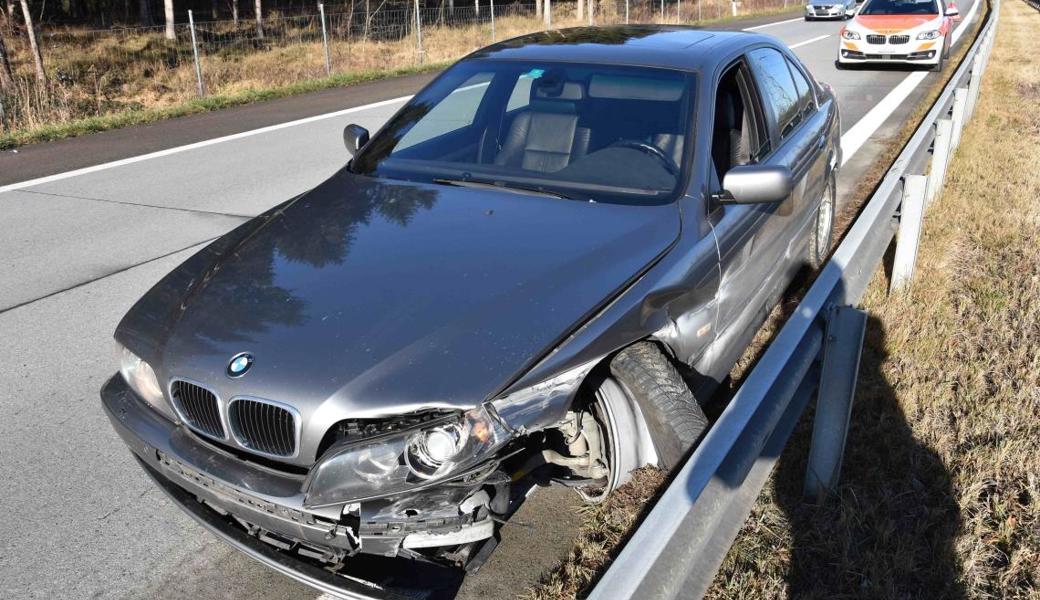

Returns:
715,165,794,205
343,124,370,156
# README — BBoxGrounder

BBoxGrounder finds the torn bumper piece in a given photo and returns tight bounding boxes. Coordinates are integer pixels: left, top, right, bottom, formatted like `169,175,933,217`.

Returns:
100,375,496,594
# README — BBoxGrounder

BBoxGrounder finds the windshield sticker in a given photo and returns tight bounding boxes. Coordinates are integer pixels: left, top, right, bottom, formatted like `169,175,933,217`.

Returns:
522,68,545,79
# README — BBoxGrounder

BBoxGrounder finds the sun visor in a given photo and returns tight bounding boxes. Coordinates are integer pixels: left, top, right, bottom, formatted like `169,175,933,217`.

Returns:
588,74,685,101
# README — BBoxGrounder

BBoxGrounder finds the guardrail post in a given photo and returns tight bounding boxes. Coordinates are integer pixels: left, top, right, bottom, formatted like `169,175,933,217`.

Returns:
188,10,205,97
319,3,332,76
890,175,927,293
925,118,954,207
804,305,867,502
966,53,984,120
950,87,968,149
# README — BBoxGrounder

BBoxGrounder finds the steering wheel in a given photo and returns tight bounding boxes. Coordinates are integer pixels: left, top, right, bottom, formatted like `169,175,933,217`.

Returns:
608,140,679,176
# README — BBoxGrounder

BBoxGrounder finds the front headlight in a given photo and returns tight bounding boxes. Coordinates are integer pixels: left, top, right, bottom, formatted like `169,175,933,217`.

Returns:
841,29,862,40
917,30,942,40
118,345,177,422
304,405,511,507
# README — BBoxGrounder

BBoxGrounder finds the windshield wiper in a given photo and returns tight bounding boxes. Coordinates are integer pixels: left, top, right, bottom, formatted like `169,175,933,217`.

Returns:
432,177,580,201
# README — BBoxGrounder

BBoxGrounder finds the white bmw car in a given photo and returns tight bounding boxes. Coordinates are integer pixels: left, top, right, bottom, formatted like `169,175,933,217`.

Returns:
837,0,960,71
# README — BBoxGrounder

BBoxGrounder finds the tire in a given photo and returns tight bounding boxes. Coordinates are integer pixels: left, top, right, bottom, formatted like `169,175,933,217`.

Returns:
609,342,708,469
807,173,836,269
931,49,945,72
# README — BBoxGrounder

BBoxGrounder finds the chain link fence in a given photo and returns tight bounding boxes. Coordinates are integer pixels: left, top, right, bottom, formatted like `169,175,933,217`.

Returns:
0,0,790,136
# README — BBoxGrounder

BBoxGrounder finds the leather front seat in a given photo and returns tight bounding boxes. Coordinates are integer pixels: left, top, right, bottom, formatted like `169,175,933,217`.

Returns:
495,81,591,173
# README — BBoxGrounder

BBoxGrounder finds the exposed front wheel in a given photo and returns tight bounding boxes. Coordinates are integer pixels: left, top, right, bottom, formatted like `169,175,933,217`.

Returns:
807,173,836,268
607,342,708,472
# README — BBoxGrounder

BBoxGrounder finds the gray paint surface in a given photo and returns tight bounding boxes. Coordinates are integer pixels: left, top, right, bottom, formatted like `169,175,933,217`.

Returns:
0,4,978,598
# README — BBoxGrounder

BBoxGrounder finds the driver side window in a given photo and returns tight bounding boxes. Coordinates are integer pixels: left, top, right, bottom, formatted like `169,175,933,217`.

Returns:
710,61,768,185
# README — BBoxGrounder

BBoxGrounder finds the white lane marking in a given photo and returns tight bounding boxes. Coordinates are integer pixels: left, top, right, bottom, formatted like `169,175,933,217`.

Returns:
840,72,928,165
743,16,805,31
790,34,831,49
839,0,979,165
0,94,413,194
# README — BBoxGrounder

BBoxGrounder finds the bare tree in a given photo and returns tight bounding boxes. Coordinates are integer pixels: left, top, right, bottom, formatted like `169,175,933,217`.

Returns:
18,0,46,87
535,0,541,20
0,28,13,91
210,0,218,19
577,0,583,20
253,0,263,38
473,0,478,16
230,0,238,24
163,0,174,39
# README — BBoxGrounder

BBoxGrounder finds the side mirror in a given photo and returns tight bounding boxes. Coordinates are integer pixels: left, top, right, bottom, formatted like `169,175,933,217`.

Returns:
343,124,370,156
946,3,959,17
715,165,794,205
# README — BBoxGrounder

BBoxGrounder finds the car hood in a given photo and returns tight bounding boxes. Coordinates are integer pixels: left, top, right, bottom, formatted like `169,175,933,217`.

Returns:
853,14,940,32
128,168,679,465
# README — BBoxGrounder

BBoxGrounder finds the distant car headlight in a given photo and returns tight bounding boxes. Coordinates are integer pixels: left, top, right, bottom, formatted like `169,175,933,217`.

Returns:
304,405,511,507
118,345,177,422
841,29,862,40
917,30,942,40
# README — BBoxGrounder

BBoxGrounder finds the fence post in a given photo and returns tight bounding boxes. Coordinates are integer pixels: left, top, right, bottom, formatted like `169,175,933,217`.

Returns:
319,3,332,76
950,87,968,149
890,175,927,293
731,0,738,17
660,0,664,21
414,0,425,64
544,0,551,29
677,0,681,22
188,10,206,97
803,304,867,502
490,0,495,41
625,0,629,23
925,118,954,207
589,0,594,24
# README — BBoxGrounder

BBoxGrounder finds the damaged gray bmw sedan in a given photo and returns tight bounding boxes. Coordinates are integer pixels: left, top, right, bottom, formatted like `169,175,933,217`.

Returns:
101,25,840,597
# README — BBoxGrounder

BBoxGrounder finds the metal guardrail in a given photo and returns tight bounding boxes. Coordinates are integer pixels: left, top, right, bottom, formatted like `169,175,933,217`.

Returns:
589,1,1001,597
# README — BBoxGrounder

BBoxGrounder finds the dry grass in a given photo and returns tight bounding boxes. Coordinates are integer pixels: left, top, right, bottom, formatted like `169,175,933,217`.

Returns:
711,1,1040,597
0,1,793,148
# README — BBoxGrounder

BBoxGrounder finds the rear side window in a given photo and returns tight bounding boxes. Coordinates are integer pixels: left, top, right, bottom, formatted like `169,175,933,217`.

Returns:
786,57,817,123
747,48,801,141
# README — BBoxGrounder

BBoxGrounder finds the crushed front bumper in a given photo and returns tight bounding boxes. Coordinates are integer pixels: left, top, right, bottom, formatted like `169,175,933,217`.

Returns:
100,375,491,597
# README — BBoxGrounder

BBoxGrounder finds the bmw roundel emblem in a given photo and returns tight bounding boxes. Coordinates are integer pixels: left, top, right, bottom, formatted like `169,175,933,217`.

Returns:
226,352,254,378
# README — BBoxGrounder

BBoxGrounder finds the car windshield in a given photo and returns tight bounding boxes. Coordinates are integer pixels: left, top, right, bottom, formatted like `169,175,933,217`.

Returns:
859,0,938,14
350,60,696,205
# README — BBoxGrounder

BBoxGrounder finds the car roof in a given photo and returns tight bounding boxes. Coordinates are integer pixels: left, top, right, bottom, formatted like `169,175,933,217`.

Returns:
466,26,777,70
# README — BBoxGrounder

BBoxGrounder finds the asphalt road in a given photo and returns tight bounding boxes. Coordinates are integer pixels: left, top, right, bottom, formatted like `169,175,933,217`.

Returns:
0,4,980,599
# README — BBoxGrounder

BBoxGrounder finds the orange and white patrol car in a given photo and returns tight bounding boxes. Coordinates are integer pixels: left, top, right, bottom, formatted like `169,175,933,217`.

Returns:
837,0,960,71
